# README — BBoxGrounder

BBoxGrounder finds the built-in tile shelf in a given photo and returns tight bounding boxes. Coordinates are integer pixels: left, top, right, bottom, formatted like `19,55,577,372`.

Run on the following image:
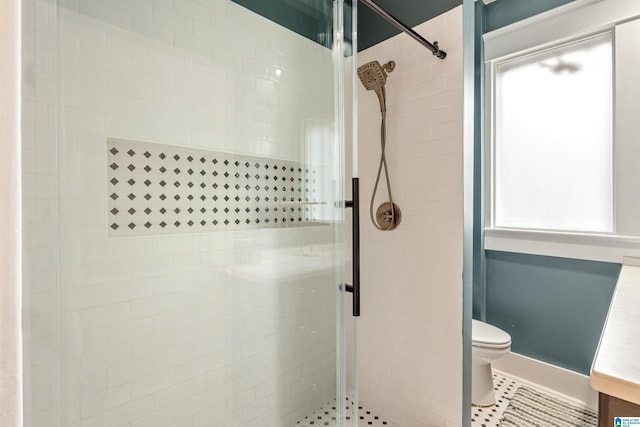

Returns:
108,138,325,236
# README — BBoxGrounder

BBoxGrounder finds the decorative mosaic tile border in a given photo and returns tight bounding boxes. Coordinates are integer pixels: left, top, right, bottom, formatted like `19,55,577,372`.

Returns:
107,138,323,236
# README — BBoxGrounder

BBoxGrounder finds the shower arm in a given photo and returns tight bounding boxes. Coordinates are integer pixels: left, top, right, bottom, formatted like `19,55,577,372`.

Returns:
359,0,447,59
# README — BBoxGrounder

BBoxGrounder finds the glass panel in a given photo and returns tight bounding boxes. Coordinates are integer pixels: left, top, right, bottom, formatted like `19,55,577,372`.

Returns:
494,33,613,232
341,1,359,424
21,0,61,425
22,0,354,425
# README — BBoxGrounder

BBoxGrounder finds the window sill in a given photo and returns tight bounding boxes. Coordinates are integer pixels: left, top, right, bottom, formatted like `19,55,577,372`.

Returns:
484,228,640,263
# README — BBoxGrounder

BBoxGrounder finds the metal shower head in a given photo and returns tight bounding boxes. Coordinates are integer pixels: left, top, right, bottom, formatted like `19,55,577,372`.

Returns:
357,60,395,112
357,60,395,90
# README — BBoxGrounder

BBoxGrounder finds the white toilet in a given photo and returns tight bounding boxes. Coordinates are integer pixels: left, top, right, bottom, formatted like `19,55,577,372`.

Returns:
472,319,511,406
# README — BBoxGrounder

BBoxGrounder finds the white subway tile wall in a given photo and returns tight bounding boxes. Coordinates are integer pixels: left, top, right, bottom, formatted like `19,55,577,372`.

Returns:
24,0,343,426
357,6,463,427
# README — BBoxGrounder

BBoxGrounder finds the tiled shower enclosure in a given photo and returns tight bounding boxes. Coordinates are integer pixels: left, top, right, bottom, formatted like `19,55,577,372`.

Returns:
22,0,347,426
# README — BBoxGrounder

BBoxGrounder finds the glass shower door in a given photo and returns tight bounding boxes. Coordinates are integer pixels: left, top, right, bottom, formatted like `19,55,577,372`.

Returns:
21,0,356,426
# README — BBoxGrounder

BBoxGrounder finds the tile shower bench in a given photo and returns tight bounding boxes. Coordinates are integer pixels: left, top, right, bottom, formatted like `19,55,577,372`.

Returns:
591,264,640,426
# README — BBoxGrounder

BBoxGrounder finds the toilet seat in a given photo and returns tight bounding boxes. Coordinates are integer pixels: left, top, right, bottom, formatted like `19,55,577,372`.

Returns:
472,319,511,349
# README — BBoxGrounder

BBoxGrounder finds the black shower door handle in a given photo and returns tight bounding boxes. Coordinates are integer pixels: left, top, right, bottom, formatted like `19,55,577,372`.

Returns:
343,177,360,317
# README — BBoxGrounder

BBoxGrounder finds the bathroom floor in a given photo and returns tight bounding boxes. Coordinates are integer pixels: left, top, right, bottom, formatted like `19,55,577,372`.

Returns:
471,373,520,427
471,372,595,427
294,397,397,427
296,372,593,427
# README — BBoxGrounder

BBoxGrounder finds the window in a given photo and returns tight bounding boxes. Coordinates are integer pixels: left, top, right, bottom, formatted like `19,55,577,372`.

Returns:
493,33,613,233
484,0,640,262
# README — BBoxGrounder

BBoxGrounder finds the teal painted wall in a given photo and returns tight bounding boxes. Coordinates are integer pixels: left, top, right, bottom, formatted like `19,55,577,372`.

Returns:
231,0,461,52
485,251,619,374
483,0,574,32
357,0,461,50
472,1,485,321
230,0,336,47
474,0,622,375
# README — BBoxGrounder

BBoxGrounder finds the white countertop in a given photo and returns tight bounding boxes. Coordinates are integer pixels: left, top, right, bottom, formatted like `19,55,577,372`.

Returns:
591,264,640,405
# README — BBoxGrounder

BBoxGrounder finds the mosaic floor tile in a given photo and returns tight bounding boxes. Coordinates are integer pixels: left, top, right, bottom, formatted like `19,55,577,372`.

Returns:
472,372,595,427
293,397,397,427
471,373,519,427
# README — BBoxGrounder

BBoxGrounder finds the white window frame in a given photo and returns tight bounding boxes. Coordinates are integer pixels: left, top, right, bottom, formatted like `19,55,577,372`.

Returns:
484,0,640,263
